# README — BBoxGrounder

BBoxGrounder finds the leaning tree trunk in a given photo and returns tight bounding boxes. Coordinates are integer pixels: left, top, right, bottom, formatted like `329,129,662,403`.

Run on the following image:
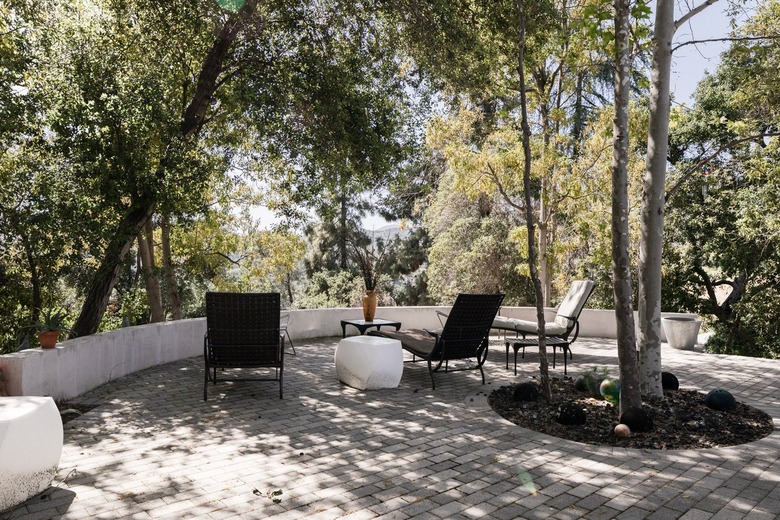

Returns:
161,215,182,320
516,0,551,400
139,217,165,323
71,0,259,336
21,235,42,322
638,0,674,397
612,0,642,415
72,199,155,337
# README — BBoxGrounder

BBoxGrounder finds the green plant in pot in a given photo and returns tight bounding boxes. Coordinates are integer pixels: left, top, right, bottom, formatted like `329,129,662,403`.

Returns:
31,308,71,349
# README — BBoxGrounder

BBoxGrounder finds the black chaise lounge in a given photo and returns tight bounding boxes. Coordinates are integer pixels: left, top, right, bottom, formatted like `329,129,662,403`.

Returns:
369,293,504,389
204,292,284,400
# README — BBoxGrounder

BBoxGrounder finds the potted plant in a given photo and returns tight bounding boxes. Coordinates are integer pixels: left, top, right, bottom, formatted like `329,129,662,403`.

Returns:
30,308,71,349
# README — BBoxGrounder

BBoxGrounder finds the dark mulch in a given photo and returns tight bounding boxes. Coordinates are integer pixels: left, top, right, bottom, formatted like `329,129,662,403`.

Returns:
488,377,775,449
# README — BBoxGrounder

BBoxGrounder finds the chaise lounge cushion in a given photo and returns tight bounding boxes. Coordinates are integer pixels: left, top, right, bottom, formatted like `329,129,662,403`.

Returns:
370,329,438,357
493,315,568,335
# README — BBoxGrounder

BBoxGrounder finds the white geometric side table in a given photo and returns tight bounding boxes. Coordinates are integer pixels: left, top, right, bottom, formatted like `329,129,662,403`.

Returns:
0,396,63,512
334,336,403,390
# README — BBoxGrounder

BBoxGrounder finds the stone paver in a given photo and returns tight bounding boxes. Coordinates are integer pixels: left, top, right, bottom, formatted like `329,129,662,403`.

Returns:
4,337,779,519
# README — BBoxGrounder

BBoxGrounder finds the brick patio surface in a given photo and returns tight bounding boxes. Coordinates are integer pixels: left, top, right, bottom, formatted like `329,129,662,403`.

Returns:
4,337,779,519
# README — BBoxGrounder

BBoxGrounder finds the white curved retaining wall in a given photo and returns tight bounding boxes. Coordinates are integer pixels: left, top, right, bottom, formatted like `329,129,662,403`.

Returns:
0,307,697,401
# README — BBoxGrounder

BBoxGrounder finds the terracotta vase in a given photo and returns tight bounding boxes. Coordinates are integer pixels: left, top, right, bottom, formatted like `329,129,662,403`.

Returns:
38,331,59,349
362,290,377,322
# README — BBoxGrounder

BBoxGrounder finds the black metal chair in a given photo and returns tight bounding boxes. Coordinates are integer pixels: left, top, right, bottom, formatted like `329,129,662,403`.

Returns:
370,293,504,389
204,292,284,400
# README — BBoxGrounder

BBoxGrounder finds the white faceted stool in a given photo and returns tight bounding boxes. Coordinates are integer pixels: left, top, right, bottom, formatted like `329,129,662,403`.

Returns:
335,336,403,390
0,396,63,512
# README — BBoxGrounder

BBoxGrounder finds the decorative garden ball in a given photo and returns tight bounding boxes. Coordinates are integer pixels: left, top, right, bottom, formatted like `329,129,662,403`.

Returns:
661,372,679,391
614,423,631,438
513,382,540,402
556,401,587,426
705,389,737,411
599,378,621,405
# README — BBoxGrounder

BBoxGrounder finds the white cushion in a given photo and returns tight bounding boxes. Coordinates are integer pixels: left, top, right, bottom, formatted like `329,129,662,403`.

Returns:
492,316,568,336
493,280,594,337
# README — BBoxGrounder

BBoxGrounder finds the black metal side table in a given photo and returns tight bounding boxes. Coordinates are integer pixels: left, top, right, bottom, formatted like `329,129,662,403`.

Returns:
341,318,402,338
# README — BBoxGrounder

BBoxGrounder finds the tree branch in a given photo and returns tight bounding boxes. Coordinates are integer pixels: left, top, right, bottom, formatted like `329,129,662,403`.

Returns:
675,0,720,30
665,131,780,203
485,162,524,212
673,35,780,52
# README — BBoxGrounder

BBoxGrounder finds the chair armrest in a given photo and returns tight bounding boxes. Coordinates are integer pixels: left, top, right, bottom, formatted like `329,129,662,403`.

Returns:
423,329,440,342
436,310,448,327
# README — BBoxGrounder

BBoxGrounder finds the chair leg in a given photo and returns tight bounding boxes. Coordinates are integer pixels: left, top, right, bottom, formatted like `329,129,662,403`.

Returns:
204,366,208,401
427,359,436,390
286,330,296,356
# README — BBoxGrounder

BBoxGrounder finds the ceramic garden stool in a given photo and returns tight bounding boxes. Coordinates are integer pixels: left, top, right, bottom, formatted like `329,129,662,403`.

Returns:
334,335,403,390
0,396,63,512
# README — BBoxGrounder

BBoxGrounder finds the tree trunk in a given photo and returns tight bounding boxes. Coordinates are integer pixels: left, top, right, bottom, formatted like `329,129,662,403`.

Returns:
161,215,182,320
72,1,259,337
139,217,165,323
339,179,348,269
638,0,675,397
285,272,294,305
539,195,551,306
72,200,155,337
516,0,550,400
612,0,641,415
21,235,42,321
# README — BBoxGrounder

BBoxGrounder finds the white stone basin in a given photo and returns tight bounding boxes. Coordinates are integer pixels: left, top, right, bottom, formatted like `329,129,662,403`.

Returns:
335,336,403,390
0,396,63,512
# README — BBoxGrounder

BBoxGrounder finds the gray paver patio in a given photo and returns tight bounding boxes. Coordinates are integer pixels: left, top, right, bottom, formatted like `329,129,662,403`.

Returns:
3,337,779,519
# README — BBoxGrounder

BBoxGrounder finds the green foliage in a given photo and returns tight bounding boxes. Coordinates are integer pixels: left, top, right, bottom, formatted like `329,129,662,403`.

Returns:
297,270,365,309
424,170,531,304
664,7,780,359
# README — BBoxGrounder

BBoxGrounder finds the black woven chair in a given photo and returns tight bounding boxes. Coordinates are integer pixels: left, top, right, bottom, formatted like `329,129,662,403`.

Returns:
204,292,284,400
369,293,504,389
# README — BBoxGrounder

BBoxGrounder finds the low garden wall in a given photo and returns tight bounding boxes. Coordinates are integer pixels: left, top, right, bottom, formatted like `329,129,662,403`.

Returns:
0,306,698,401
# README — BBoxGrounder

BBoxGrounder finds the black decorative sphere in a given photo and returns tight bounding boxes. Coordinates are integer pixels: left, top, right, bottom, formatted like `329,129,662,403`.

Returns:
705,389,737,411
556,401,586,426
574,375,589,392
620,406,653,432
661,372,679,391
513,382,540,402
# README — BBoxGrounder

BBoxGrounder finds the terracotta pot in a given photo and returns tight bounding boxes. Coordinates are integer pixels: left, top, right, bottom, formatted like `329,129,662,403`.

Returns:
362,290,377,322
38,331,59,349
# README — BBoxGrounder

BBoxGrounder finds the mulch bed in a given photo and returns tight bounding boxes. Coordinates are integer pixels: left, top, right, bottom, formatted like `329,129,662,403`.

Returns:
488,377,775,449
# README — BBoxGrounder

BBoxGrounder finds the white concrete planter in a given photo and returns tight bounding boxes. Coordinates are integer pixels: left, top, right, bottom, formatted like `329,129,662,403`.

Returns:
662,317,702,350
